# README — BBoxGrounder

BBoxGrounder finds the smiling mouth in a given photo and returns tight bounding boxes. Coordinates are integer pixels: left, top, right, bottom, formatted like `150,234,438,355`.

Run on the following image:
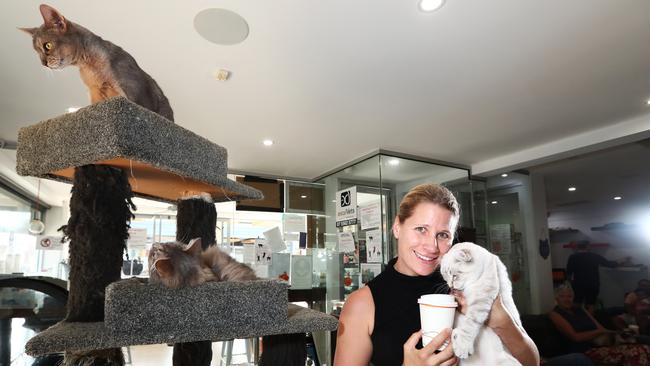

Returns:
414,250,436,262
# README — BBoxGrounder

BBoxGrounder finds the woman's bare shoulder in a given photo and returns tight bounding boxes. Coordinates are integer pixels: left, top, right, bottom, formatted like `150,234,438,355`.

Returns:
340,286,375,332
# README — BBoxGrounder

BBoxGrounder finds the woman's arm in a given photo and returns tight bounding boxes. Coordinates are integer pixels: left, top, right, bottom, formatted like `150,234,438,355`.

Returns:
333,286,374,366
548,310,606,342
453,292,539,366
486,296,540,366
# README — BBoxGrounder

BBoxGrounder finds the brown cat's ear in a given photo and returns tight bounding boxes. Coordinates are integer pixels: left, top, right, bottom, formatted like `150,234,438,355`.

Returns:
39,4,67,32
184,238,203,256
18,27,37,36
154,258,174,278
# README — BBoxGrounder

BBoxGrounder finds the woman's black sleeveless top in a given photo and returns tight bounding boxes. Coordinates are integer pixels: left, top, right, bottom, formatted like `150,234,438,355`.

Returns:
366,257,448,366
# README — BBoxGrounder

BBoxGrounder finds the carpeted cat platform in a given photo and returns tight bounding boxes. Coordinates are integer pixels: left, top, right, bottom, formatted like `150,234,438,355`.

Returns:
16,96,262,203
25,279,339,356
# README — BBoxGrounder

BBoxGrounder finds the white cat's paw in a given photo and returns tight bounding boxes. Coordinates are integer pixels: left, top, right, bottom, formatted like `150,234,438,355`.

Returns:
451,328,474,359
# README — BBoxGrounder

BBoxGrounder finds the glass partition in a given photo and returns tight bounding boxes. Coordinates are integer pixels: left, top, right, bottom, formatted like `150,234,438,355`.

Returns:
315,152,471,308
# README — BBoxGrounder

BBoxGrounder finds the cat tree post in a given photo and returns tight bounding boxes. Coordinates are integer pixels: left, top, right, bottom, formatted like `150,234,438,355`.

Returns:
60,164,135,365
173,196,217,366
17,97,337,360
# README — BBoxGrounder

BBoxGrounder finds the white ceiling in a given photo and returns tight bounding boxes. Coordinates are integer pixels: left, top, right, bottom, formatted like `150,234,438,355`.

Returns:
2,0,650,204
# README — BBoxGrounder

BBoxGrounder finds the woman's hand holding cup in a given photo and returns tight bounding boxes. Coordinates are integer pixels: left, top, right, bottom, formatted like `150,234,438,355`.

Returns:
403,328,458,366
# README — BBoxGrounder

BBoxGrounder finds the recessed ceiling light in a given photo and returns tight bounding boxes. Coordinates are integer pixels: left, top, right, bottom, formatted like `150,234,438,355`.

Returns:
646,99,650,105
568,187,577,192
300,195,308,199
491,201,498,204
501,173,508,178
614,196,622,200
388,159,400,166
263,139,273,146
419,0,445,12
66,107,80,113
214,69,231,81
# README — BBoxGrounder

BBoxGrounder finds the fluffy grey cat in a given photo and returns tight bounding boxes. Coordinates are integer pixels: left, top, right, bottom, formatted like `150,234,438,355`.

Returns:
21,4,174,121
440,242,522,366
148,238,257,289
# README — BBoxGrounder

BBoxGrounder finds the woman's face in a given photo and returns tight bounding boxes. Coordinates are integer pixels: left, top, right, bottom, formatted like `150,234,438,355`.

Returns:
556,289,574,309
393,202,456,276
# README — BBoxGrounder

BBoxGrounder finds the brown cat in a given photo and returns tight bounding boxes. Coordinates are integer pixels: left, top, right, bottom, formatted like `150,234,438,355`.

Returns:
148,238,257,289
21,4,174,121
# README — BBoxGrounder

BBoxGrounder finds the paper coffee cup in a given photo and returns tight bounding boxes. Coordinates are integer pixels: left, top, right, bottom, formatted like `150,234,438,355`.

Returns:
418,294,457,349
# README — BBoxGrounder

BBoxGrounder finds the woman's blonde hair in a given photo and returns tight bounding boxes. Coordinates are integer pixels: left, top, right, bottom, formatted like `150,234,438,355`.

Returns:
397,183,460,225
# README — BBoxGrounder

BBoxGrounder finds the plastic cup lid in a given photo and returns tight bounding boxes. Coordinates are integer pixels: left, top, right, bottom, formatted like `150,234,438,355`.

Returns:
418,294,457,307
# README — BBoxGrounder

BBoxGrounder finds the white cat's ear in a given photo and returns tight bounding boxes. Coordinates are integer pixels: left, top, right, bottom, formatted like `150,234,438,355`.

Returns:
185,238,203,255
39,4,67,32
458,248,472,262
18,27,37,35
154,258,174,278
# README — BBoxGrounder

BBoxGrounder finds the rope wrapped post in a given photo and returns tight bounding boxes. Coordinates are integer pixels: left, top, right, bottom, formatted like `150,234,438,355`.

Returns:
172,194,217,366
59,165,135,365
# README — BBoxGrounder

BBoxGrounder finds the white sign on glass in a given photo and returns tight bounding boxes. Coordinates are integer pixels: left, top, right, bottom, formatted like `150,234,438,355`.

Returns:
290,255,313,289
359,202,381,230
336,186,357,227
337,232,356,252
36,236,63,251
263,226,287,252
255,238,273,265
127,228,148,249
366,229,383,263
283,214,306,234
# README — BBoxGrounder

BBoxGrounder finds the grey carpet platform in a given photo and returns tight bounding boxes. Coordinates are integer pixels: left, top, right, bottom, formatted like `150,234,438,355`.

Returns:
105,279,289,334
25,305,338,356
16,97,262,203
25,279,338,356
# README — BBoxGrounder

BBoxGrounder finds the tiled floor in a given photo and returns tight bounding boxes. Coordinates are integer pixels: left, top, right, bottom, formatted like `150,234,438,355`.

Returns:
129,341,254,366
9,318,255,366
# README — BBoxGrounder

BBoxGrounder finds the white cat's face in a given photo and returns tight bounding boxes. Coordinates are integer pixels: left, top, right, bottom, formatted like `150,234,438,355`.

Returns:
440,242,489,291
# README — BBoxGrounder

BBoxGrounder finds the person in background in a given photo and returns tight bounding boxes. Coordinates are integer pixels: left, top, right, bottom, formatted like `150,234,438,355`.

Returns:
333,183,539,366
614,279,650,336
565,241,626,313
549,284,650,366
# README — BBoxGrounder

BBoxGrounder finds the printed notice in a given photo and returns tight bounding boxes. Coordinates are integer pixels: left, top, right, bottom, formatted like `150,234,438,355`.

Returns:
36,236,63,251
127,227,148,249
255,238,273,265
359,202,381,230
365,229,383,263
337,232,356,252
290,255,313,289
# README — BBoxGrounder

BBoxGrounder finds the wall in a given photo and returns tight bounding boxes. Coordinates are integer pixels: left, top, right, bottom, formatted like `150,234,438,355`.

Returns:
548,199,650,269
548,198,650,307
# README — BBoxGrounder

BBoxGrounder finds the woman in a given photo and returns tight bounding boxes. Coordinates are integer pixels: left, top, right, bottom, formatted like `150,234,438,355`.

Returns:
549,284,650,366
334,183,539,366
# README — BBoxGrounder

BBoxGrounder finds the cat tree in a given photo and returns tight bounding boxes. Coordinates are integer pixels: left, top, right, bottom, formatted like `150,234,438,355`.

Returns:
16,97,338,364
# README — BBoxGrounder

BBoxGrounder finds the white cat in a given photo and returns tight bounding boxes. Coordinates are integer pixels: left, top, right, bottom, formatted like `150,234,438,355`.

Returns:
439,242,522,366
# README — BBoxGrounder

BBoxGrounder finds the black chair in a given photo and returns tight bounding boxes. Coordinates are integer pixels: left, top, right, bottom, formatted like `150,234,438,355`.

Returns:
0,276,68,366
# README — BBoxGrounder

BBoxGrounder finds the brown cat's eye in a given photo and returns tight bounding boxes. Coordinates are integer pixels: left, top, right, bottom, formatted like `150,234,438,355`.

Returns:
44,42,53,51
